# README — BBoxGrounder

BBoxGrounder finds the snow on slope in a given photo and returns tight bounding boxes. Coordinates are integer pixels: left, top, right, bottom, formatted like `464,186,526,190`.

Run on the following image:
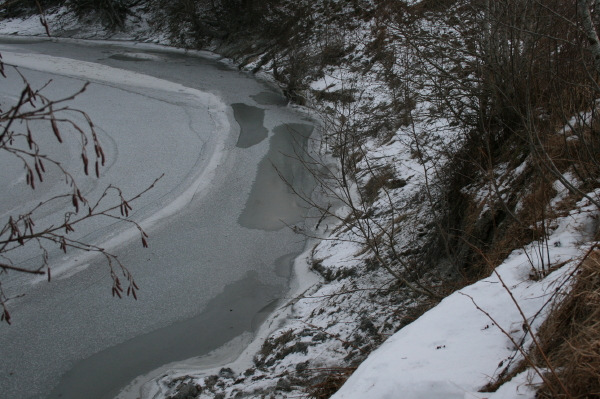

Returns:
333,194,599,399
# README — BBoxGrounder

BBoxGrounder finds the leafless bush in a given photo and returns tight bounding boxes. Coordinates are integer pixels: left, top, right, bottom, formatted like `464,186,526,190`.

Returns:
0,0,62,18
0,58,155,324
68,0,142,28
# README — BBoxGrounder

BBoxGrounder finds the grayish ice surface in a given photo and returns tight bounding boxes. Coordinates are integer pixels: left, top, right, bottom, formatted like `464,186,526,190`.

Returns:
0,37,315,399
232,103,268,148
251,91,289,106
238,123,315,231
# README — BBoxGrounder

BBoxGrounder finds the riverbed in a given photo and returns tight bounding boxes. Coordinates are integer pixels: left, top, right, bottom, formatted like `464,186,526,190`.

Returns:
0,37,315,399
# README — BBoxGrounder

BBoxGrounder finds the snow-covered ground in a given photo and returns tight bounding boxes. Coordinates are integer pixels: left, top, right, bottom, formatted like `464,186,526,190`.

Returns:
333,195,598,399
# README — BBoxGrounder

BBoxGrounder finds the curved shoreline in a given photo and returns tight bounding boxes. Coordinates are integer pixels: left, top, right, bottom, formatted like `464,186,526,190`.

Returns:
0,36,323,399
115,110,327,399
115,240,321,399
1,45,231,283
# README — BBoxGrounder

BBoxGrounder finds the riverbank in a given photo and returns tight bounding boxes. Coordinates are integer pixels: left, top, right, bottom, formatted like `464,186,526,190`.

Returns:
114,239,322,398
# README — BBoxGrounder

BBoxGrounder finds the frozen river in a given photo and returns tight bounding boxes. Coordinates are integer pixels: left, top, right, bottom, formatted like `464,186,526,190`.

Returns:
0,37,315,399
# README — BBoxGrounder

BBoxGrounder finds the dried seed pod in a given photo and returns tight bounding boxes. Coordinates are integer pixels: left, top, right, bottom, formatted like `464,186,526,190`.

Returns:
2,309,11,324
120,201,129,217
27,126,33,149
26,168,35,189
99,145,106,166
72,194,79,213
82,153,89,175
35,162,43,182
51,119,62,143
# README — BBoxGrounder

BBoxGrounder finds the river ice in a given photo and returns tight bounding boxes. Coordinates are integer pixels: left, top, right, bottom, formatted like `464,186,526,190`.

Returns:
0,37,315,399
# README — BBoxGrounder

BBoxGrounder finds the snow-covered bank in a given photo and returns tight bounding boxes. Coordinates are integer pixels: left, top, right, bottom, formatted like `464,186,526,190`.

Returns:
333,195,599,399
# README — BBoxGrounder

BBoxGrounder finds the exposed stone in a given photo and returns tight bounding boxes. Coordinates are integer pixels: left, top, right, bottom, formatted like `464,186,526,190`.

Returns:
168,381,201,399
276,377,292,392
219,367,236,379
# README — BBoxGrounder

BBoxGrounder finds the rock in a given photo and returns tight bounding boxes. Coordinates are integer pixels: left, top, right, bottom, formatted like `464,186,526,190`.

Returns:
219,367,236,379
295,361,309,372
204,375,219,389
276,377,292,392
169,381,201,399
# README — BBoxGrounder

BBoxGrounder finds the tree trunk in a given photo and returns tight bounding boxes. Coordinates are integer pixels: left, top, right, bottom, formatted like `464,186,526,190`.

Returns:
578,0,600,75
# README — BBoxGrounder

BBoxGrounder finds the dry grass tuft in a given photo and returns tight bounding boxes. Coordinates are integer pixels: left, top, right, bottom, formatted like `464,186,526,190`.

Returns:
306,368,356,399
535,249,600,398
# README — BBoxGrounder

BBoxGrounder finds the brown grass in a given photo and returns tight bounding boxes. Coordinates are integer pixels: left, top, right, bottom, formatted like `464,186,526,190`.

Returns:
306,368,356,399
535,249,600,398
361,166,406,204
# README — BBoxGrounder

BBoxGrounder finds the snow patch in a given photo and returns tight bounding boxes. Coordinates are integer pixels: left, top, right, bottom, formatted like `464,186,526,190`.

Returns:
332,198,597,399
